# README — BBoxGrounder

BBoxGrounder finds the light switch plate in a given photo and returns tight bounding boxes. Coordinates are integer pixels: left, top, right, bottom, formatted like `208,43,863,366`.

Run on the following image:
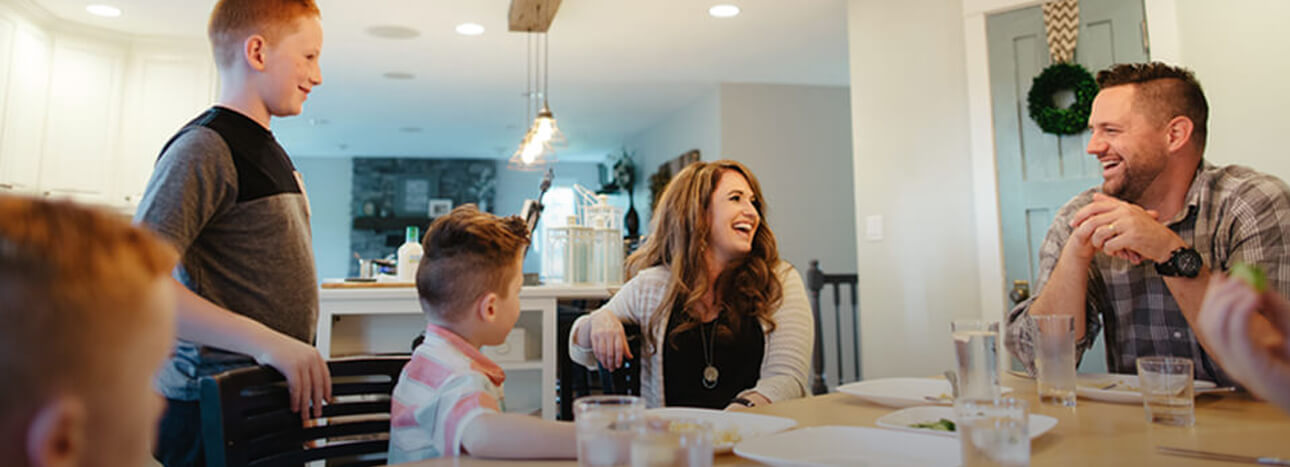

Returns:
865,215,883,241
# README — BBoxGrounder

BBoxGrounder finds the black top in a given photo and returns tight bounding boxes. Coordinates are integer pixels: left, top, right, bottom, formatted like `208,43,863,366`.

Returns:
160,106,302,203
663,303,765,409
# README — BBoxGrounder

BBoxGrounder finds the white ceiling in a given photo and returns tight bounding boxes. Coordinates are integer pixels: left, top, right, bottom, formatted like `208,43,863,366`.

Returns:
29,0,849,161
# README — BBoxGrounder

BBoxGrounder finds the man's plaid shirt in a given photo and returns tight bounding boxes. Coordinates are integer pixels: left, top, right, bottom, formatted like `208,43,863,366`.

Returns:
1006,162,1290,385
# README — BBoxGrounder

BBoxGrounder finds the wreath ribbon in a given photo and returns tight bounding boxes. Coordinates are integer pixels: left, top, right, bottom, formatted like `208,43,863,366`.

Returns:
1042,0,1079,64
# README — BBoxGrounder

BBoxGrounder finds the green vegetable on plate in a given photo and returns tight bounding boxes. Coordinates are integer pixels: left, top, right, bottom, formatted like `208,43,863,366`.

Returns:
910,418,956,432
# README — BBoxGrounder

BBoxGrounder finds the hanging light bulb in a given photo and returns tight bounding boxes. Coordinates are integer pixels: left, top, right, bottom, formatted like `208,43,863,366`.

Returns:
531,101,566,147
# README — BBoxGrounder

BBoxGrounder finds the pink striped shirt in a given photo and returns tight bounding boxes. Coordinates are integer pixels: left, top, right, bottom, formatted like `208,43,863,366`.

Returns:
388,323,506,462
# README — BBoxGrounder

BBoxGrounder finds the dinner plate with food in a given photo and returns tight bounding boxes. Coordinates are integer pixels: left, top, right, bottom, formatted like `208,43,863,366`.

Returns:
874,406,1058,439
837,377,1015,408
644,407,798,454
1076,373,1218,404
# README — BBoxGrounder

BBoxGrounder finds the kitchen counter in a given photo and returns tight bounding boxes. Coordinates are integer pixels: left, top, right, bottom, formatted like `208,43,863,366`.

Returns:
317,282,617,419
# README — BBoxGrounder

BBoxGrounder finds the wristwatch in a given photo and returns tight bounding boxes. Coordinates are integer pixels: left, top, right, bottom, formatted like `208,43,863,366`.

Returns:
1155,246,1203,278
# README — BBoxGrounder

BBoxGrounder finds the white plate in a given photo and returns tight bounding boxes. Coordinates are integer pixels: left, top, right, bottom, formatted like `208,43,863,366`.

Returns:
837,378,1014,408
1076,373,1217,404
645,407,797,454
875,406,1058,439
734,425,960,466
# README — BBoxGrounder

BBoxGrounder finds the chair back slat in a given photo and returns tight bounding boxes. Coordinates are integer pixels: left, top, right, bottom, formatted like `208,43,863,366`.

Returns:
806,260,860,394
200,356,410,467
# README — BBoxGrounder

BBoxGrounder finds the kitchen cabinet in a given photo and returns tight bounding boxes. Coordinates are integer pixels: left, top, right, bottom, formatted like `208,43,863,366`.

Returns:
0,6,214,213
318,283,615,420
0,21,49,196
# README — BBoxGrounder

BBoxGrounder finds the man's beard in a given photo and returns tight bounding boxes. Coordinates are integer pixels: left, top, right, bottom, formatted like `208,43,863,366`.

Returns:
1102,151,1165,204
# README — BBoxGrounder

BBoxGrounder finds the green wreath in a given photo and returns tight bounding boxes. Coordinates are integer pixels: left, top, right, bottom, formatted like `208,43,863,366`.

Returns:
1027,62,1098,135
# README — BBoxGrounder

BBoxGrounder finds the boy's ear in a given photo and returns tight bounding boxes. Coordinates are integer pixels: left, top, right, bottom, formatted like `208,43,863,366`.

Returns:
475,292,499,323
243,34,268,71
26,396,86,467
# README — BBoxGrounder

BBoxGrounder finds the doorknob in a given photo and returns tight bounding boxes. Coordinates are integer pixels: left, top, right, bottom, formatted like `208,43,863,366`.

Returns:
1009,280,1030,305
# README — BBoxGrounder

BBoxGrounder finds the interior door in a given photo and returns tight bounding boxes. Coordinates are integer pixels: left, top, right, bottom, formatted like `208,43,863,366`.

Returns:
988,0,1148,372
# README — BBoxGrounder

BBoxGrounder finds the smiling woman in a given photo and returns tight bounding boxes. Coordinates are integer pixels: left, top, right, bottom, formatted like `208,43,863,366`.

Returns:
568,160,813,410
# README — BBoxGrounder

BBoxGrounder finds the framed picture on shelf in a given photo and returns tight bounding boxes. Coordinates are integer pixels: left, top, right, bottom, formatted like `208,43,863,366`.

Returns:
428,199,453,218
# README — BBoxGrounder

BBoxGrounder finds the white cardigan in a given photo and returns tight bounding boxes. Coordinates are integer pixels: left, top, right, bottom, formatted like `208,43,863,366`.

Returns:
568,261,814,408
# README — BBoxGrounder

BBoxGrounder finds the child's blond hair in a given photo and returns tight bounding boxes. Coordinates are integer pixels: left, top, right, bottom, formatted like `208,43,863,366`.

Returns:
0,197,177,434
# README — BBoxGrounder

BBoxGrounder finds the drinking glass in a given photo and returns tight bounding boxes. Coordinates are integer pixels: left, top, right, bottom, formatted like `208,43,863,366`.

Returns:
1136,356,1195,426
575,395,645,467
629,417,714,467
952,320,1001,400
955,397,1030,467
1031,315,1077,407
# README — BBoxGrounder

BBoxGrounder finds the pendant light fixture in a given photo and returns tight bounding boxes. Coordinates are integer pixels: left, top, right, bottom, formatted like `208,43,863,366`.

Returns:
509,31,562,170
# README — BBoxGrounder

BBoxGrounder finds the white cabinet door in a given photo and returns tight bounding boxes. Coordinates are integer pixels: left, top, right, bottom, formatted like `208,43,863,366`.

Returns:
116,46,214,214
0,23,49,196
37,36,125,205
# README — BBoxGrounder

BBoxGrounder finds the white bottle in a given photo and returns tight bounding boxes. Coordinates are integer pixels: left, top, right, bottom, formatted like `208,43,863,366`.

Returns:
397,226,423,282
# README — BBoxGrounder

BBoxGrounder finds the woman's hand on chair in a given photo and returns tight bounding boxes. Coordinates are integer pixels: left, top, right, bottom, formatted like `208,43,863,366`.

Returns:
590,310,633,371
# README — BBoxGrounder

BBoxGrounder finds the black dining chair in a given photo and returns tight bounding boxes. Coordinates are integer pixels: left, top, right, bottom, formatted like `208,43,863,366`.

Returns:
806,259,861,395
198,356,410,467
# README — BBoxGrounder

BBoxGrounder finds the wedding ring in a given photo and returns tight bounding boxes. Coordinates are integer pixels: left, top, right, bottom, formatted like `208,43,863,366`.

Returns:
1105,223,1116,233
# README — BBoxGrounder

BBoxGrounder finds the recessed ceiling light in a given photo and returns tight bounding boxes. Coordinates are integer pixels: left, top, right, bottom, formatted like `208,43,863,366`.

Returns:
455,23,485,36
708,4,740,18
86,4,122,17
382,72,415,80
365,25,420,39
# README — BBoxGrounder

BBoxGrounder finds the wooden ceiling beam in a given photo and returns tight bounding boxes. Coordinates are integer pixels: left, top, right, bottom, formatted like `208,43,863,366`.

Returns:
508,0,563,32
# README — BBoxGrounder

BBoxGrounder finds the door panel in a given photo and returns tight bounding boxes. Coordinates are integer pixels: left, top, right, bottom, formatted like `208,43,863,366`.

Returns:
989,0,1147,373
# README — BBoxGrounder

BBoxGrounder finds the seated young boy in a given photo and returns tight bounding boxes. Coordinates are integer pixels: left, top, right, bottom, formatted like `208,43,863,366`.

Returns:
0,196,178,467
388,205,576,462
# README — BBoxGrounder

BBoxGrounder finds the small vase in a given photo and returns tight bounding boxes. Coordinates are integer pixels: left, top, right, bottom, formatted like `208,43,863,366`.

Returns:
624,193,640,238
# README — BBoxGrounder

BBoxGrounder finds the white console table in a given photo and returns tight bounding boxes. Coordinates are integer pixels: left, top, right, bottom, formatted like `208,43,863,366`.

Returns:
317,283,615,420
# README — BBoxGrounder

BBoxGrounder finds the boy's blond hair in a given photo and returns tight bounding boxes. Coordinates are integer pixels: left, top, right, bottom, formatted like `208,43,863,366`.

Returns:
208,0,321,69
416,205,530,321
0,197,177,434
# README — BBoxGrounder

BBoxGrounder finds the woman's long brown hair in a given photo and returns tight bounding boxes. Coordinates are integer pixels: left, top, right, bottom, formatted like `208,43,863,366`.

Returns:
627,160,783,354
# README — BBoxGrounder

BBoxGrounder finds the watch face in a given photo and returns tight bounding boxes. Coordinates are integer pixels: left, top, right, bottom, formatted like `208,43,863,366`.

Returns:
1178,249,1203,277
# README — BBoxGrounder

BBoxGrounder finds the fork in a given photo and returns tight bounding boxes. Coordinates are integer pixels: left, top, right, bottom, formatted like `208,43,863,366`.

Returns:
1157,446,1290,465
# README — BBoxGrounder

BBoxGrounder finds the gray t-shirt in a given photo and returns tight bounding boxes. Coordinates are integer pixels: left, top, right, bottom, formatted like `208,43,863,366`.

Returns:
135,106,318,400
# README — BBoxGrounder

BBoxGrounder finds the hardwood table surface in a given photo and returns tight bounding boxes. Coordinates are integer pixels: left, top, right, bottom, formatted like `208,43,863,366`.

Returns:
394,374,1290,466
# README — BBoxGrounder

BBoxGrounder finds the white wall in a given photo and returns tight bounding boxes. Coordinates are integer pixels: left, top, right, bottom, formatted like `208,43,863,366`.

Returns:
624,89,722,232
719,83,857,275
1160,0,1290,183
293,157,353,281
849,0,982,379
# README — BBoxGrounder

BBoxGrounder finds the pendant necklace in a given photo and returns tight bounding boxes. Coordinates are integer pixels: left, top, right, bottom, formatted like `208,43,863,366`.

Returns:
700,319,719,389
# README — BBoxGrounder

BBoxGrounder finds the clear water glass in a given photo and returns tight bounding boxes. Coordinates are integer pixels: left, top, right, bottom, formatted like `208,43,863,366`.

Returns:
575,395,645,467
629,417,714,467
955,397,1030,467
952,320,1001,400
1031,315,1077,407
1136,356,1195,426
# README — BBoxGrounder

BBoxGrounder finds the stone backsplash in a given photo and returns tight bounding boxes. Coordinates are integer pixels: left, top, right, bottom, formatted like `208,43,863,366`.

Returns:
349,158,497,276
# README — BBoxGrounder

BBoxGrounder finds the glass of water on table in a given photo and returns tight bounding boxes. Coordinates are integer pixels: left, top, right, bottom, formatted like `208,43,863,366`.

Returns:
575,395,645,467
955,397,1030,467
1136,356,1195,426
1030,315,1077,407
952,320,1001,399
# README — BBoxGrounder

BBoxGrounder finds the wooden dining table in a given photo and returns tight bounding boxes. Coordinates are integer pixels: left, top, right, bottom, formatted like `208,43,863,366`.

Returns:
395,374,1290,466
